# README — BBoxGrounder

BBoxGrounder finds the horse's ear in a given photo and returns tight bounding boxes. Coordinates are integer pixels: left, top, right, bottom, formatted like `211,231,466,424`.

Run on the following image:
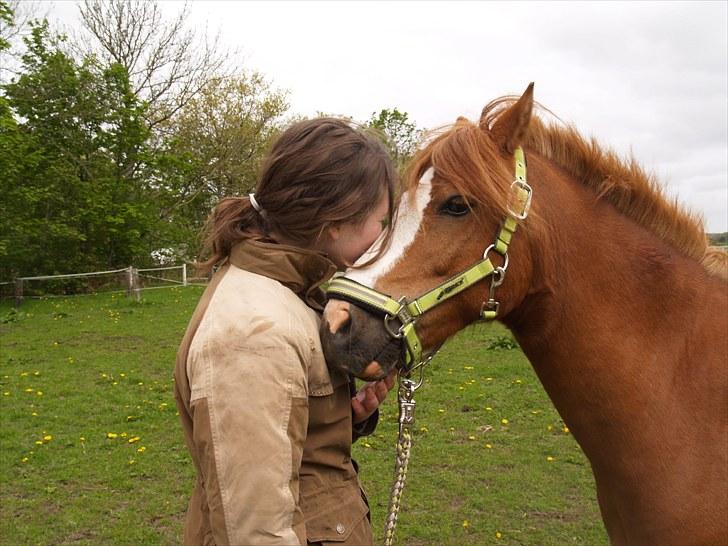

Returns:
482,82,534,154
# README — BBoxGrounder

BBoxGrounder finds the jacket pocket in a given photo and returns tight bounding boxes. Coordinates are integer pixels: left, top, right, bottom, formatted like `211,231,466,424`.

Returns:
303,483,371,545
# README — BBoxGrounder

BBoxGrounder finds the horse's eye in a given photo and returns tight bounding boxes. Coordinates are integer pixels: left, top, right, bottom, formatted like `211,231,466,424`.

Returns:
439,195,470,217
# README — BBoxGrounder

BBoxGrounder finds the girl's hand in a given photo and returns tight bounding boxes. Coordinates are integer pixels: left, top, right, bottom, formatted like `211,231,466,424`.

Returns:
352,369,396,424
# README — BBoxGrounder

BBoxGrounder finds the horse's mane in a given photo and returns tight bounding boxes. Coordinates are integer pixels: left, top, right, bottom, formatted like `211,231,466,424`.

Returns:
411,98,726,279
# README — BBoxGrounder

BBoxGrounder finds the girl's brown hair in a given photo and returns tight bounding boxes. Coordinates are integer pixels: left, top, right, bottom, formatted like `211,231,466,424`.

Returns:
200,117,397,271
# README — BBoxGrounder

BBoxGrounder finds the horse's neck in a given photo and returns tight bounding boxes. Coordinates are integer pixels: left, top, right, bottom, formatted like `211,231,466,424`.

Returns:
503,157,720,461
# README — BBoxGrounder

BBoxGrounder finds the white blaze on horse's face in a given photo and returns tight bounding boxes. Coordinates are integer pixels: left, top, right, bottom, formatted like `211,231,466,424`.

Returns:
347,167,434,288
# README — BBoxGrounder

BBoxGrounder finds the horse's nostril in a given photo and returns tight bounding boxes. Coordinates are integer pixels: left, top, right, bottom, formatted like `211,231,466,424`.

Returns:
325,300,351,334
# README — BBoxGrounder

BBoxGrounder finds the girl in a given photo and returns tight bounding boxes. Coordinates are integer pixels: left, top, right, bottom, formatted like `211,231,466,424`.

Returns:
174,117,398,545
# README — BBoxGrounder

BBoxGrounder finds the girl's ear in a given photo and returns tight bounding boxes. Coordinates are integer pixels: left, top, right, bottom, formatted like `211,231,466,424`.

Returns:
327,225,341,241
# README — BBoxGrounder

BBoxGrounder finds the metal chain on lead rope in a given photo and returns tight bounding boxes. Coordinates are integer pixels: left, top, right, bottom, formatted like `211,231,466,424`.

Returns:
383,374,419,546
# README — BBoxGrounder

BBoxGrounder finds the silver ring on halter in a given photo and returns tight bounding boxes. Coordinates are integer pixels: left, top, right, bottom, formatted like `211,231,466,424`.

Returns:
482,244,510,271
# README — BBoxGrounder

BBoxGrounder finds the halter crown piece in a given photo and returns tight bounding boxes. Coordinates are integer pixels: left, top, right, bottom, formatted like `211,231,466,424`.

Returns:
324,147,532,373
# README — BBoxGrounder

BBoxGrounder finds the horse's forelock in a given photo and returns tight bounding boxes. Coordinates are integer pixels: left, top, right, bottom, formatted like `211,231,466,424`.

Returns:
408,119,514,226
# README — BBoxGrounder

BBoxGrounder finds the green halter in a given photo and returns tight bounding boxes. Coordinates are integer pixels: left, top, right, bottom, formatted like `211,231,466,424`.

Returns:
325,147,532,371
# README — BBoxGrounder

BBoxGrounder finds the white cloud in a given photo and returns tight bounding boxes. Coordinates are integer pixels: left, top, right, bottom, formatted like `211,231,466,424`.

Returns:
45,0,728,231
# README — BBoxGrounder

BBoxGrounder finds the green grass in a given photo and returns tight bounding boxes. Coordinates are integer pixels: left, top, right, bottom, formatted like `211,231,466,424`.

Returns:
0,288,607,545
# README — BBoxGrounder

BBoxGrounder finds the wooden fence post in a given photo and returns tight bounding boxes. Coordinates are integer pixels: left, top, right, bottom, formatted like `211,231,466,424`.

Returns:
133,267,141,301
127,267,141,302
14,278,23,308
126,266,133,298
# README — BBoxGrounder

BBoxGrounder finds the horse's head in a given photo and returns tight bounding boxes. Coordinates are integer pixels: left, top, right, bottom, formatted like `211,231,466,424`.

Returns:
321,84,536,380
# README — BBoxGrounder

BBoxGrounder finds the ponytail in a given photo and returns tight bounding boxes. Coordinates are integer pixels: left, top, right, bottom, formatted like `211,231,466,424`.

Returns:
197,196,266,273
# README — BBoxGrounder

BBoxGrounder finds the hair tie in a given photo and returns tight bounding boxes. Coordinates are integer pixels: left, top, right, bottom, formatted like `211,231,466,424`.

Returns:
249,193,267,219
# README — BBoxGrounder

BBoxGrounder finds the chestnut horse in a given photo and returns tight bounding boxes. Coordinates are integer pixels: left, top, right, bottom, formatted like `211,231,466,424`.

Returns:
321,85,728,545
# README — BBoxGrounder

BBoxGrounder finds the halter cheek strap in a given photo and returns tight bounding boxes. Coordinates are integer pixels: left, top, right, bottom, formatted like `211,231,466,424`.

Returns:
325,147,531,371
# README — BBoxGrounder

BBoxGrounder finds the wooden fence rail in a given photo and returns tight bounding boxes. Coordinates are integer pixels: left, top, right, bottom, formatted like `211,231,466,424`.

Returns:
7,264,189,307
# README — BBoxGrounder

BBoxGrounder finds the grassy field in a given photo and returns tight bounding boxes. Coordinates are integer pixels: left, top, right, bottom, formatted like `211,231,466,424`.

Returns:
0,287,607,545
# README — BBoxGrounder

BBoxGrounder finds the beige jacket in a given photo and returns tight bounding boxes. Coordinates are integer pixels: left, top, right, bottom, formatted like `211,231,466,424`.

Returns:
174,239,376,546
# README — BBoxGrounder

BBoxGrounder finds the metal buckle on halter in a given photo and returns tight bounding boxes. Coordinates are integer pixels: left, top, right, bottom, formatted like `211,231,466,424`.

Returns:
384,296,415,339
480,299,499,316
508,179,533,220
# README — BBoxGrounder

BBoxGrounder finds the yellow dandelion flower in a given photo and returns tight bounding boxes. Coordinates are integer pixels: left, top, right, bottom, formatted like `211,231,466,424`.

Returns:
137,382,143,386
468,435,476,440
137,446,146,453
35,440,43,445
420,427,429,433
120,373,125,377
462,519,469,528
20,372,28,377
486,377,493,381
562,426,570,433
485,443,492,449
79,437,85,442
458,386,465,391
363,442,372,448
485,407,493,411
112,382,118,385
464,366,474,370
496,531,502,539
501,418,509,425
3,392,9,396
31,412,38,416
438,409,445,413
21,457,28,463
515,379,522,384
107,432,118,439
33,371,40,376
36,391,43,396
128,459,136,465
547,425,553,431
43,435,52,441
25,388,33,393
547,456,555,462
128,437,140,444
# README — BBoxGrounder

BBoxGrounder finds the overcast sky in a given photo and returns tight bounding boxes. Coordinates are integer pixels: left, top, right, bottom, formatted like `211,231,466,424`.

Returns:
46,1,728,231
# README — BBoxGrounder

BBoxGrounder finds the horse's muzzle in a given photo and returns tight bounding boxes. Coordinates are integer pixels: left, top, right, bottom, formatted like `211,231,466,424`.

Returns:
321,299,402,380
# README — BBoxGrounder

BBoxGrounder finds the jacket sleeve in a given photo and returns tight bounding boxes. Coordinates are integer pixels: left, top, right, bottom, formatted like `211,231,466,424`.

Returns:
352,409,379,441
188,331,308,546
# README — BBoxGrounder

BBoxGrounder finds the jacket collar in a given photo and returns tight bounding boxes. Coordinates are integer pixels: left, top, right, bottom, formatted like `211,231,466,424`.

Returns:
228,239,337,310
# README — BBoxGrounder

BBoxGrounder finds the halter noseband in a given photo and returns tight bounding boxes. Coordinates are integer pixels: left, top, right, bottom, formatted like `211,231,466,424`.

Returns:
325,147,532,373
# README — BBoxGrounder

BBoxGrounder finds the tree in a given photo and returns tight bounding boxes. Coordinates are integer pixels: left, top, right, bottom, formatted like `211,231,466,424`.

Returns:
367,108,424,172
0,0,45,82
0,0,12,52
1,21,155,278
152,73,289,260
77,0,229,131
